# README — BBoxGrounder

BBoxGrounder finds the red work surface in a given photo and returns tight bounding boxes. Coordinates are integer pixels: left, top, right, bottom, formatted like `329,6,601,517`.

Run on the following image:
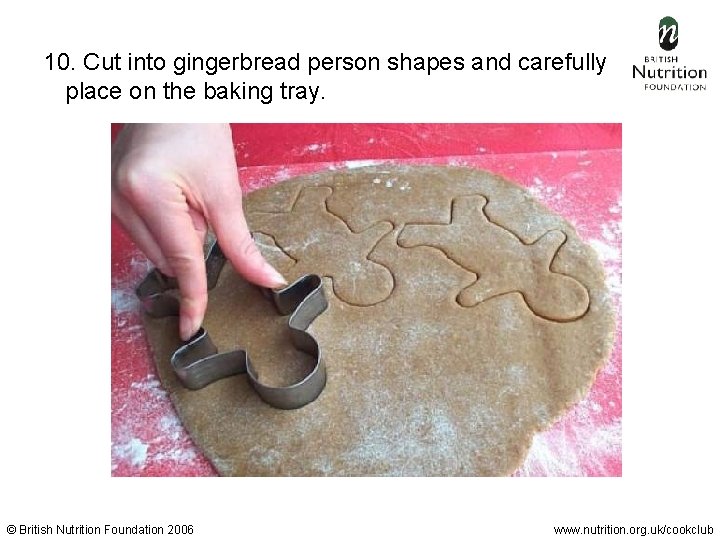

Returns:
111,124,622,476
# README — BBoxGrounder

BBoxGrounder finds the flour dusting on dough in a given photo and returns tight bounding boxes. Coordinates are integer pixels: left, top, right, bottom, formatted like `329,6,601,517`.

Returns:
589,216,622,298
342,397,462,476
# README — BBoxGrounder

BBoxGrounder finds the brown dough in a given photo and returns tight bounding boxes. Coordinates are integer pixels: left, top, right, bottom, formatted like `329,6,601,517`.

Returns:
144,166,614,476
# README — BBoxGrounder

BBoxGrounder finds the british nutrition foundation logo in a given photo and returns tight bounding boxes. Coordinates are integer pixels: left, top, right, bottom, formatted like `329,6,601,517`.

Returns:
632,16,708,92
658,16,678,51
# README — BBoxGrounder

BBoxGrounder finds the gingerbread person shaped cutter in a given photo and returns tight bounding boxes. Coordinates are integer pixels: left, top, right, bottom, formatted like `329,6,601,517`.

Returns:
135,239,328,410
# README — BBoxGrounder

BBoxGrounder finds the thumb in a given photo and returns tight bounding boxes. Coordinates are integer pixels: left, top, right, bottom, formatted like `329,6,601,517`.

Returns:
208,190,287,289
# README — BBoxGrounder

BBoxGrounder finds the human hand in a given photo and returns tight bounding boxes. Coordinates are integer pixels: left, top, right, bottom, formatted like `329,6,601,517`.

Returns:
112,123,286,340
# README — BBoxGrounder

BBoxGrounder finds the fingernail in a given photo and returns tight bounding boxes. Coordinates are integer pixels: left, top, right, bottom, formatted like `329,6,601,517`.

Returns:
264,263,287,288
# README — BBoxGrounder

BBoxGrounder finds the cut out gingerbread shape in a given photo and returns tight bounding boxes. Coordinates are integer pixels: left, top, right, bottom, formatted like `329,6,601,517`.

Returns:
248,186,394,306
398,195,590,321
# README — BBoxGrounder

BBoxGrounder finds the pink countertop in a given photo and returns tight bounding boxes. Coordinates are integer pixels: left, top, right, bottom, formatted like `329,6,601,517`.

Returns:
111,124,622,476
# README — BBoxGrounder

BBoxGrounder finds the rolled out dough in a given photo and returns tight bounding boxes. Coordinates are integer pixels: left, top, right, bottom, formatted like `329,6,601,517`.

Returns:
143,166,615,476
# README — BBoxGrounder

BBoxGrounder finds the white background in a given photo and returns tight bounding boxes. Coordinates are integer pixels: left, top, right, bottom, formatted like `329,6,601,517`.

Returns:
2,1,718,538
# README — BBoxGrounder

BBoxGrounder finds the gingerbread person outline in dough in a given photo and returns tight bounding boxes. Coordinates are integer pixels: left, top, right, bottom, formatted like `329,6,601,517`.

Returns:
398,194,590,322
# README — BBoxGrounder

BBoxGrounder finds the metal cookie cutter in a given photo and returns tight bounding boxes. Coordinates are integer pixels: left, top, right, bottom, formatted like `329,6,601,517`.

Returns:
135,240,328,409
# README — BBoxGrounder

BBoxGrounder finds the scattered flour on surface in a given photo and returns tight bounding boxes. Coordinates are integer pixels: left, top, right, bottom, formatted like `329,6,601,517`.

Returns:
539,417,620,476
601,221,621,243
529,176,566,202
153,446,197,464
112,373,200,474
589,239,620,263
298,143,330,155
112,255,153,344
562,171,591,182
130,374,169,401
111,257,152,315
589,213,622,298
111,289,139,314
159,414,183,442
273,167,292,181
345,159,381,169
447,157,470,166
516,399,622,476
112,438,148,469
